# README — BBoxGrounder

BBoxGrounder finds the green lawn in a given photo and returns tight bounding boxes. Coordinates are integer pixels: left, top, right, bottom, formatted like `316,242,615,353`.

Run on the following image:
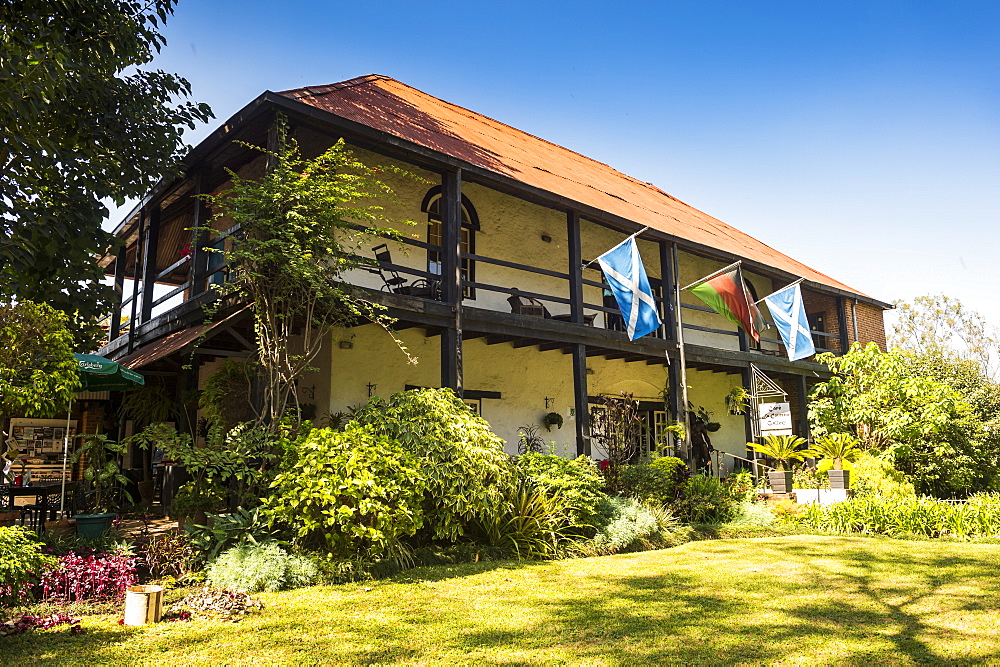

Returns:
6,535,1000,664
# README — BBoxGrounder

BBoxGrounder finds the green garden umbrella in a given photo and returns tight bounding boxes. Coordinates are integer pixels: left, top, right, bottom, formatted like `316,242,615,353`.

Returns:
73,353,145,391
58,355,144,514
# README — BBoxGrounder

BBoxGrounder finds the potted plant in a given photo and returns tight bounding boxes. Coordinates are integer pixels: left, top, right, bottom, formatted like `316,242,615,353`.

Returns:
541,411,564,432
748,434,808,494
725,386,750,415
808,433,861,490
169,481,225,530
71,433,132,538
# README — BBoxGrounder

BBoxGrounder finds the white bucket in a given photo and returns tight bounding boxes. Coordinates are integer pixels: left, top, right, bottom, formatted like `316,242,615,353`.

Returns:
124,585,165,625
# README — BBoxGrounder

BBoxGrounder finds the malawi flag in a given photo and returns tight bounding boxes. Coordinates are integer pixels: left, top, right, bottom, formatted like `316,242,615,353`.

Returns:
688,264,762,342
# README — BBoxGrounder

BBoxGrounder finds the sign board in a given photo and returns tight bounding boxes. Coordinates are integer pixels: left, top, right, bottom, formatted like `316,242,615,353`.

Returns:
759,402,793,436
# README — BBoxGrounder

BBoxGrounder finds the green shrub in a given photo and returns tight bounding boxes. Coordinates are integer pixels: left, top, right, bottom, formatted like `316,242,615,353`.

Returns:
621,456,690,506
265,425,425,556
585,496,684,555
727,501,776,527
186,506,279,564
851,452,916,498
515,453,607,527
673,474,738,524
169,480,227,518
476,481,578,560
206,542,318,592
0,526,57,602
722,470,760,502
353,388,513,541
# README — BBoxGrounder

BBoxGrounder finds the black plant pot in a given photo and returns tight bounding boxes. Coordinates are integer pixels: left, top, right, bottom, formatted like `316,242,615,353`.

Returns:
767,470,794,494
828,469,850,490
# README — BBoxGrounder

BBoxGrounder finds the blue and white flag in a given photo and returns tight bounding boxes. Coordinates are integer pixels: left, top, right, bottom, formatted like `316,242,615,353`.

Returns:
597,237,662,340
763,282,815,361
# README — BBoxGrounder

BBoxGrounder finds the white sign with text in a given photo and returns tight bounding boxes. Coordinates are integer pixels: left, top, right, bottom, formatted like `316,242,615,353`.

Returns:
759,401,793,435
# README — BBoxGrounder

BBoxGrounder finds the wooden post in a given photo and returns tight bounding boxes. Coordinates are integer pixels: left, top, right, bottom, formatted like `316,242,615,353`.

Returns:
110,244,127,340
127,210,146,353
797,374,811,440
189,168,208,296
440,169,463,395
572,344,590,456
566,211,589,454
139,204,160,323
658,240,675,340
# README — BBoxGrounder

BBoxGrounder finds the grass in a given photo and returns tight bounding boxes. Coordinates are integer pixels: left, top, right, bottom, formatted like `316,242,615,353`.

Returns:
6,534,1000,664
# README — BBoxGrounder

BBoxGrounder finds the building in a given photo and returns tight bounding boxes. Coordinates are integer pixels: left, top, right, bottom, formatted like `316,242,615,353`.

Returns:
98,74,889,470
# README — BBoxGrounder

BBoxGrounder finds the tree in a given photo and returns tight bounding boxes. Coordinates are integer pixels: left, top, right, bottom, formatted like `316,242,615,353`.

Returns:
0,0,213,344
890,295,999,380
0,301,79,417
809,342,999,497
201,123,415,428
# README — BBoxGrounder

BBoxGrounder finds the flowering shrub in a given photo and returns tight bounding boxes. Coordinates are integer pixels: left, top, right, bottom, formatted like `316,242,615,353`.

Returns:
38,550,137,601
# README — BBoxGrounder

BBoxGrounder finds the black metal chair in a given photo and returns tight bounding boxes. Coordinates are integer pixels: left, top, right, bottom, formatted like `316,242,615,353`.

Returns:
508,290,551,318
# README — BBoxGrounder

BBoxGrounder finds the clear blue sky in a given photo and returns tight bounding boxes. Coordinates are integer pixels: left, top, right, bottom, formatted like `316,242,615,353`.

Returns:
131,0,1000,331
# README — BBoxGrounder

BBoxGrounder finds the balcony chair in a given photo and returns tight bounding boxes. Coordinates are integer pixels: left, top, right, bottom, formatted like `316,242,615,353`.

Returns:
507,291,551,318
369,244,441,299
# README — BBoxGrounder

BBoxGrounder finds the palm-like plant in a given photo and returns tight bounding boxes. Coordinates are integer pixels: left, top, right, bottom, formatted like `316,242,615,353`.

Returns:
808,433,861,471
748,434,808,470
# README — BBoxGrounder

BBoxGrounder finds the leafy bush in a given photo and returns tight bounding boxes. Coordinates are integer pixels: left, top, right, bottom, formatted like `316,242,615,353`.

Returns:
673,475,738,524
476,481,577,560
727,501,776,527
38,550,138,601
723,470,760,502
802,493,1000,538
186,506,279,564
353,388,513,541
0,527,56,603
851,452,916,498
206,542,318,593
265,425,425,556
585,496,684,555
170,480,227,519
515,453,607,527
141,530,198,580
621,456,689,507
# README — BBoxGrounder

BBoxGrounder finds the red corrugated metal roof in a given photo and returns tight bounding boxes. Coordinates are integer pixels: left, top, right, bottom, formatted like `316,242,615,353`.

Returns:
278,74,868,298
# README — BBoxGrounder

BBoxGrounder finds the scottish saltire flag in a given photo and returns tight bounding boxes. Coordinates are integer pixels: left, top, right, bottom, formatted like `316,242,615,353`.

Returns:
597,237,662,340
763,282,815,361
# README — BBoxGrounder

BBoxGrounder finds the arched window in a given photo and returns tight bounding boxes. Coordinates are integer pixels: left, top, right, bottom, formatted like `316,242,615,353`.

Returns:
421,186,479,298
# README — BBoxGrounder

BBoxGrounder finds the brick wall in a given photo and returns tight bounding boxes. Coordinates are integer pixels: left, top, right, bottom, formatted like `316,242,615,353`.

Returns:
846,300,888,352
802,290,842,354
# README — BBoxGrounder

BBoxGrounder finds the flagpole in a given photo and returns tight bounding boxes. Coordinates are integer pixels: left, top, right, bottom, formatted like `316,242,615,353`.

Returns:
672,243,692,465
679,260,742,292
754,277,805,305
581,226,650,270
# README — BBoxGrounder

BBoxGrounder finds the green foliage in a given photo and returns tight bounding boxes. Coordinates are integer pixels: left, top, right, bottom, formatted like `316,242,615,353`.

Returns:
727,501,777,527
748,434,808,470
802,493,1000,539
810,342,968,449
206,542,318,593
673,475,738,524
186,507,279,565
586,496,682,555
170,481,226,518
811,342,1000,497
850,452,916,498
620,456,690,506
0,1,212,340
723,470,761,502
890,294,998,379
515,453,607,527
808,433,861,471
0,527,57,601
0,301,78,417
476,481,578,560
72,434,131,513
141,530,198,580
200,122,416,428
199,360,255,430
590,393,642,493
353,388,513,542
265,426,425,556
